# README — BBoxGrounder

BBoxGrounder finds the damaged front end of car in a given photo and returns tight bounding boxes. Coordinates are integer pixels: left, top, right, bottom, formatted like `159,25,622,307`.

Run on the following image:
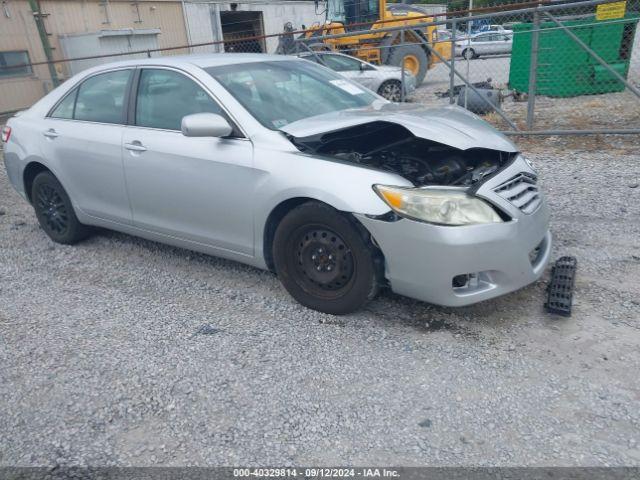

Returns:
281,105,520,226
287,120,514,189
279,105,551,307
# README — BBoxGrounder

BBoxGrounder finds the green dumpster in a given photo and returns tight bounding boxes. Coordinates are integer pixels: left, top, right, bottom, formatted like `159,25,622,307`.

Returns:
508,13,640,97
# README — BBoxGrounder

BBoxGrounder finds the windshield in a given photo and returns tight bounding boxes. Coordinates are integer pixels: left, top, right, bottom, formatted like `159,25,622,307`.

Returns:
206,60,379,130
329,0,380,24
328,0,345,22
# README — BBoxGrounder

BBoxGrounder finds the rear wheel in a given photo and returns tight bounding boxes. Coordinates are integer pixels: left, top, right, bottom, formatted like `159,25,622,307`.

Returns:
462,48,476,60
32,171,91,244
387,44,429,87
273,202,379,315
378,80,403,102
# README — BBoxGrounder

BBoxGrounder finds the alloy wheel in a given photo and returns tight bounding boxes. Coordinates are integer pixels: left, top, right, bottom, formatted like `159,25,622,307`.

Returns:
36,183,69,235
380,81,403,102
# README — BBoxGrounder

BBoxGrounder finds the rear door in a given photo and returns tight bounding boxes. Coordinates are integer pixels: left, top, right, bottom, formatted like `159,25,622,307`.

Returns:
121,67,256,255
40,69,133,223
472,33,492,55
488,34,508,54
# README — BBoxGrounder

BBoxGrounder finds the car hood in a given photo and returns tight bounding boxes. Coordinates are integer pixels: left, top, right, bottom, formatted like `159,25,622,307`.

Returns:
280,103,517,152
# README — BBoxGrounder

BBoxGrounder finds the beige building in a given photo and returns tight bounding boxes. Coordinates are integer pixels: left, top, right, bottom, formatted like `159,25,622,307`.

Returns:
0,0,323,113
0,0,191,113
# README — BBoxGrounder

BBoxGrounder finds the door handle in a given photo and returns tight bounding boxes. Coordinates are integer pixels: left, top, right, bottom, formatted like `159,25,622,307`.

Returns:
43,129,59,139
124,141,147,152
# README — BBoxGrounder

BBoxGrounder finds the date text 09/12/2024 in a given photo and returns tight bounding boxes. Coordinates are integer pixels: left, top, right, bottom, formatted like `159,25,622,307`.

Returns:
233,468,400,478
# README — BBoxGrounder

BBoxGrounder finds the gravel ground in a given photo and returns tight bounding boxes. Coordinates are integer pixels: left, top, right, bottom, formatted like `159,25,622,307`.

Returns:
1,133,640,467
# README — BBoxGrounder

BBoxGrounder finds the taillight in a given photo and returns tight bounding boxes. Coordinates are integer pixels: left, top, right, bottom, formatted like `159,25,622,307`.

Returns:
1,126,11,143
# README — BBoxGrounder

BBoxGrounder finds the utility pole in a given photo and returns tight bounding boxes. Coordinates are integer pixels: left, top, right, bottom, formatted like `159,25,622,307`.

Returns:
27,0,60,87
464,0,473,109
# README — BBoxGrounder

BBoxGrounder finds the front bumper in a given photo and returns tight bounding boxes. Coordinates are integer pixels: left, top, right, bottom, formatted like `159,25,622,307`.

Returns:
356,157,552,307
358,209,551,307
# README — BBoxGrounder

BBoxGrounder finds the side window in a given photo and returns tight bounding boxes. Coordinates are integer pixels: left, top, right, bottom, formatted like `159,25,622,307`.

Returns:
74,70,131,124
135,69,224,131
50,88,78,119
322,55,362,72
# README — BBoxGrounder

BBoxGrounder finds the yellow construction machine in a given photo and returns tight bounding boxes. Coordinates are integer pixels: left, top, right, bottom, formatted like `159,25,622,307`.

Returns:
285,0,451,86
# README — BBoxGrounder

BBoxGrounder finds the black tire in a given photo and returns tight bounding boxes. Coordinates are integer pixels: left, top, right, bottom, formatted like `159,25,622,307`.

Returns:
273,202,380,315
462,48,476,60
386,44,429,87
31,171,91,245
378,80,403,102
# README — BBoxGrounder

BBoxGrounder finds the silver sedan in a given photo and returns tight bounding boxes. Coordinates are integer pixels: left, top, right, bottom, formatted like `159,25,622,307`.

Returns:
298,52,416,102
2,54,551,314
455,32,513,59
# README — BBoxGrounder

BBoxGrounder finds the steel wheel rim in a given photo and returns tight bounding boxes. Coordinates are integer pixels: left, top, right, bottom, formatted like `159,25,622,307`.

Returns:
36,184,69,235
292,226,355,297
381,82,402,102
403,54,420,76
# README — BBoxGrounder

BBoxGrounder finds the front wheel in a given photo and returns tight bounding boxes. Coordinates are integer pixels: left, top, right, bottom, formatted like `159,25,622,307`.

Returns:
378,80,403,102
273,202,380,315
32,171,91,244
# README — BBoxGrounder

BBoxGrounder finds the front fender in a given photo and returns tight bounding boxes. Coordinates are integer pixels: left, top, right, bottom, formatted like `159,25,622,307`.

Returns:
252,150,412,268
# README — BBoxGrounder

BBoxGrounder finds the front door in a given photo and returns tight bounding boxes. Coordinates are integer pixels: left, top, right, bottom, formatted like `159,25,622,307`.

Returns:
122,68,256,255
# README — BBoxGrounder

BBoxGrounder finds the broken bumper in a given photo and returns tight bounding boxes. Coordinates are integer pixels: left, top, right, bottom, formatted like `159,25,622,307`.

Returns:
355,200,551,307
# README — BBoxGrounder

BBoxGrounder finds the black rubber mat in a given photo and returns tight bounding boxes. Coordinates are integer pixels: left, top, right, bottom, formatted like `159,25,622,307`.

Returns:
545,256,578,317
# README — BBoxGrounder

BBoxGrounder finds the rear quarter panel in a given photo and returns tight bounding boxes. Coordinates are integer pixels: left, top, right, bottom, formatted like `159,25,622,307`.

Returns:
3,115,48,201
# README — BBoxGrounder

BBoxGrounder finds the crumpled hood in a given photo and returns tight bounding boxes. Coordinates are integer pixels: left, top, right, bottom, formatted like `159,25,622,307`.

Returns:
280,103,517,152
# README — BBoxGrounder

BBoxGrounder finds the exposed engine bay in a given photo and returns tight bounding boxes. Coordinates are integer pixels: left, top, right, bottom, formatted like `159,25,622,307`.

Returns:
288,121,513,187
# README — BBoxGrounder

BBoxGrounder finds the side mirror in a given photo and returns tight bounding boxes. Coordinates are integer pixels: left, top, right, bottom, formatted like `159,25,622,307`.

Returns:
181,113,233,138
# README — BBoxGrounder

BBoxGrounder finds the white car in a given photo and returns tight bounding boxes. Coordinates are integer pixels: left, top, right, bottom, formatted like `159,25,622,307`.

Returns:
455,32,513,59
299,52,416,102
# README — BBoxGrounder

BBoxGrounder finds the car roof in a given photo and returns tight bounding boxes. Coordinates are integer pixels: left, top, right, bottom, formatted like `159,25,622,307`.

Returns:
299,51,355,59
86,53,297,71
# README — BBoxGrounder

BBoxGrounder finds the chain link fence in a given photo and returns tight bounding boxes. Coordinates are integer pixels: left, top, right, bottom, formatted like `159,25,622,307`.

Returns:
1,0,638,134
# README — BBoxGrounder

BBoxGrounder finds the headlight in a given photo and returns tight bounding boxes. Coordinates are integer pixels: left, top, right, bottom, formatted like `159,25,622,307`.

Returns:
521,154,537,173
373,185,503,226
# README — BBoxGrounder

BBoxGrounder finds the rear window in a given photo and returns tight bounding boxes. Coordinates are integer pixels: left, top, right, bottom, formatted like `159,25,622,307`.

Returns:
50,69,131,124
